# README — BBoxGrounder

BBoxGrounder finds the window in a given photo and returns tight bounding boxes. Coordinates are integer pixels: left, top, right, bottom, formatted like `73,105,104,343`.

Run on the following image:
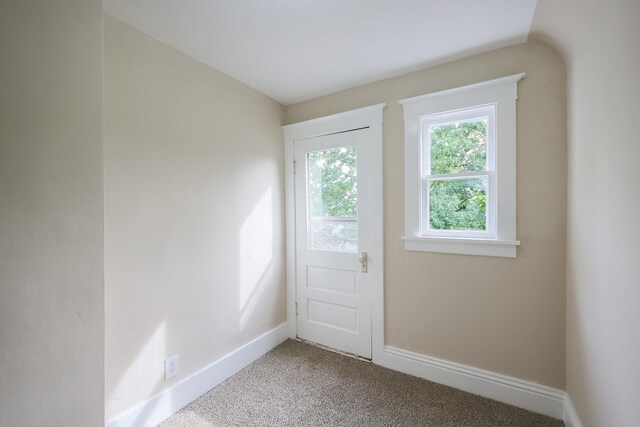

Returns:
422,106,494,238
400,74,523,257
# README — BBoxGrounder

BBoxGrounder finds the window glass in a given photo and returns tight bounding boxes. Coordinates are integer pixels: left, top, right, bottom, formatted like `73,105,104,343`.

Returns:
428,177,487,231
307,146,357,252
429,118,487,174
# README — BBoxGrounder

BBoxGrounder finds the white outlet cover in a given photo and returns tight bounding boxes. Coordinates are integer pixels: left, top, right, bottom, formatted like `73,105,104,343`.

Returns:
164,354,179,381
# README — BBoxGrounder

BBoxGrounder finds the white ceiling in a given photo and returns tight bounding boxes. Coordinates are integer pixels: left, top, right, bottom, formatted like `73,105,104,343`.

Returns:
103,0,538,105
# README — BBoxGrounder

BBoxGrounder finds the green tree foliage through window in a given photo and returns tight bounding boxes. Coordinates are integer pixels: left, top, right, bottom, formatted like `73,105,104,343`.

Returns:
308,145,357,218
428,119,487,230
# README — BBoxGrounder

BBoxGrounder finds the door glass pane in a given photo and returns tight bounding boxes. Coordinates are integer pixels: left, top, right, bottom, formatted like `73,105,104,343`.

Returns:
428,118,487,174
308,219,357,252
428,176,487,231
307,145,357,252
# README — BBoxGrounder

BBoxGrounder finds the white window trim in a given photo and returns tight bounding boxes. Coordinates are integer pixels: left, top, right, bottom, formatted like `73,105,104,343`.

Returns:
400,74,524,258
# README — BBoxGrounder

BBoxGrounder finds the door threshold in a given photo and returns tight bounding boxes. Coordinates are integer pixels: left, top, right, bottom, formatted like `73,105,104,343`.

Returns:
295,337,372,362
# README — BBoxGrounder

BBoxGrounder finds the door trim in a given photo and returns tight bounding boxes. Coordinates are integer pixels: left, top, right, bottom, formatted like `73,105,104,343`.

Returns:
282,103,386,361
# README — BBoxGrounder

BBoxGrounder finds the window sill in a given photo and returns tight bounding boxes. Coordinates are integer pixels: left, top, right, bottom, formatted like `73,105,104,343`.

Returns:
401,235,520,258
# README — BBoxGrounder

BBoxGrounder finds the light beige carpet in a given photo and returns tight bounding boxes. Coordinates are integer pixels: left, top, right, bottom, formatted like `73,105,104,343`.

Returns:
160,340,564,427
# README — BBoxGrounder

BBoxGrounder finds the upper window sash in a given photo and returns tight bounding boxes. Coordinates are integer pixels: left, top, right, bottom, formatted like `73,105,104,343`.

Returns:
421,106,495,175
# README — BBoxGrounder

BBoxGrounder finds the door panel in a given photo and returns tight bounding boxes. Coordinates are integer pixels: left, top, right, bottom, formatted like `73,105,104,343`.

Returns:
294,128,372,358
307,266,357,295
307,299,358,332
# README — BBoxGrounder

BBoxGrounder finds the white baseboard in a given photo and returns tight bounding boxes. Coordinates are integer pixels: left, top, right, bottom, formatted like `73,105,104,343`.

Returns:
106,323,289,427
376,345,565,420
563,394,584,427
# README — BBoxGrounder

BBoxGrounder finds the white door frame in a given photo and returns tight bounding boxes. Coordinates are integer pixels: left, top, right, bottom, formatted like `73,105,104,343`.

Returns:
282,103,386,361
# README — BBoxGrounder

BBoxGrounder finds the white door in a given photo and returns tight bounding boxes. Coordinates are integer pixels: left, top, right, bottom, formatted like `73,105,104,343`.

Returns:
294,128,372,358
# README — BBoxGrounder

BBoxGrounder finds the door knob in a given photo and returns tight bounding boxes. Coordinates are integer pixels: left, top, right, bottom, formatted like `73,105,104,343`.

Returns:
358,252,368,273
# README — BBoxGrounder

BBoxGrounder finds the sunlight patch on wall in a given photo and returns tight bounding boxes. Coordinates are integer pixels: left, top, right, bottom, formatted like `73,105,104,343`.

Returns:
239,187,274,328
108,321,167,415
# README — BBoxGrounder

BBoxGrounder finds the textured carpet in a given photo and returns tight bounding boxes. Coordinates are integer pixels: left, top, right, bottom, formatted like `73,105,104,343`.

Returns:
160,340,564,427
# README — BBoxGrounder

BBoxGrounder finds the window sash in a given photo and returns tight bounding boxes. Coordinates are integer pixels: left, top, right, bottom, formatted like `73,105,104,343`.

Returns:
420,105,496,239
422,172,493,238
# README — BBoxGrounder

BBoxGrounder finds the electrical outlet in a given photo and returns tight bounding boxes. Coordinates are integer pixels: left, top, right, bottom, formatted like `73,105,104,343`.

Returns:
164,354,179,381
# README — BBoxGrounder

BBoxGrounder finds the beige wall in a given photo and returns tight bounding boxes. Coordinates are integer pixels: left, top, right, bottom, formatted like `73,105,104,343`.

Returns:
104,15,286,420
0,1,105,426
285,42,567,388
531,1,640,426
